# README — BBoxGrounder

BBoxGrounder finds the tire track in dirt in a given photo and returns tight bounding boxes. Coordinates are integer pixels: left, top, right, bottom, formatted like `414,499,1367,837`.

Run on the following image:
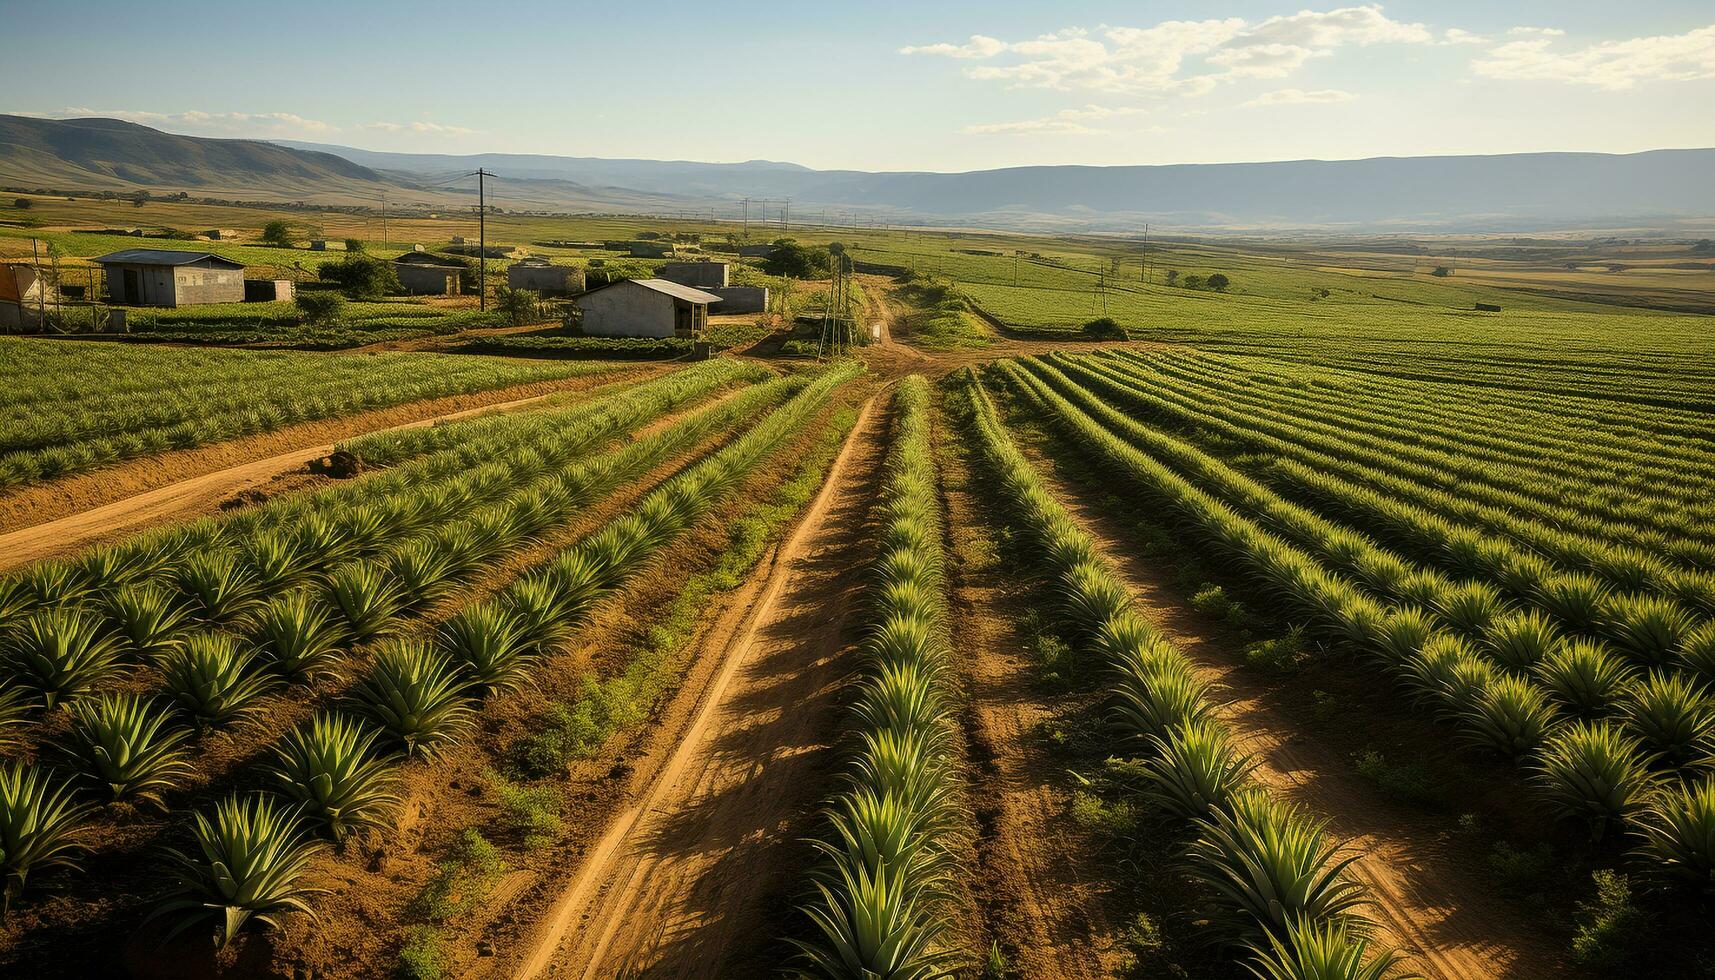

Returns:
936,422,1124,979
510,394,889,980
1028,455,1565,980
0,374,652,569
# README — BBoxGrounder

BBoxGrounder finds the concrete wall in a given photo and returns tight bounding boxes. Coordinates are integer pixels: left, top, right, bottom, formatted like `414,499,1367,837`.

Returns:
508,264,585,295
660,262,729,289
709,285,768,314
577,281,677,338
396,264,461,296
103,263,180,306
245,280,295,302
172,262,244,305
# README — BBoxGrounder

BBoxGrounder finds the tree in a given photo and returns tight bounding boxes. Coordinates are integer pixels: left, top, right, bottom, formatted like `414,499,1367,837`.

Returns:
1207,273,1230,291
1164,269,1179,286
295,292,346,327
261,220,294,248
344,238,365,254
1181,274,1204,290
762,239,830,278
494,287,540,326
130,190,150,208
319,254,401,300
12,198,30,210
1431,265,1453,277
1082,317,1127,341
1692,239,1714,254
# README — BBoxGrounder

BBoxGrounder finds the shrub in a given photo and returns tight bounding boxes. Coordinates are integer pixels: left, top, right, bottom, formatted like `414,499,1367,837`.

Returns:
493,286,540,326
149,792,326,948
3,607,125,709
1531,721,1656,839
1206,273,1230,291
352,641,474,758
294,291,347,327
0,760,92,912
260,220,293,247
65,693,193,805
1571,870,1651,972
269,713,399,841
1081,317,1128,341
320,254,402,300
159,632,275,730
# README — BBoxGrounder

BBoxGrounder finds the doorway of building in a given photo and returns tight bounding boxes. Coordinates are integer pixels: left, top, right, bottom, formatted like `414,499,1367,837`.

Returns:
121,269,139,304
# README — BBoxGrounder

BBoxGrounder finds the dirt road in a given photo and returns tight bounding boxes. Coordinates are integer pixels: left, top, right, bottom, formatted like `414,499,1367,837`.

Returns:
0,382,617,569
1031,456,1564,980
510,395,889,980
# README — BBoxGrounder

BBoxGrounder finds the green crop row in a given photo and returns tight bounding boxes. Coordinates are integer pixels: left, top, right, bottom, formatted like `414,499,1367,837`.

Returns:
0,338,617,488
992,358,1715,896
956,370,1402,977
790,376,969,977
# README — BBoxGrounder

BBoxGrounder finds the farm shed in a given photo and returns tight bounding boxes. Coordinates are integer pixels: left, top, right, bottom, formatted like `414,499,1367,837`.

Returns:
660,261,729,289
709,285,768,313
244,279,295,302
575,278,720,339
507,258,585,296
92,249,244,307
393,253,466,296
202,229,240,240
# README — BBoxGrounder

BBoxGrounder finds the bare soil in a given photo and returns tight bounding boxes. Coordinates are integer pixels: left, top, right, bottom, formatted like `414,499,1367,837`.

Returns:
509,394,887,979
934,407,1129,979
1018,439,1568,980
0,369,655,566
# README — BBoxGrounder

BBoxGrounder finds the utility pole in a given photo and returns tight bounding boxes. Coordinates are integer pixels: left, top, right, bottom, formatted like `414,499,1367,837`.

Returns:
381,193,388,245
477,168,488,311
742,197,750,241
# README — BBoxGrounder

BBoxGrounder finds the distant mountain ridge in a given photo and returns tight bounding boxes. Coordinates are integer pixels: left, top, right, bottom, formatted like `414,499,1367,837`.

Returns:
4,115,1712,231
275,140,1715,231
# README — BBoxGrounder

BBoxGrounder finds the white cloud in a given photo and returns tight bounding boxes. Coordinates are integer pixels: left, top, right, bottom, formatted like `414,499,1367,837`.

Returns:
1243,88,1358,106
1442,28,1487,45
47,107,334,135
963,104,1156,136
1508,26,1566,37
901,5,1450,96
1234,5,1432,49
1475,23,1715,89
899,34,1006,59
361,120,477,135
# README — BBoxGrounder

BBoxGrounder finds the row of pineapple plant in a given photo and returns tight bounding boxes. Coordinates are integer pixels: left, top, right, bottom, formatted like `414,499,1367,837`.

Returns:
990,359,1715,898
1100,347,1714,554
0,367,849,933
956,370,1405,978
1033,355,1714,648
1008,359,1715,702
0,370,800,767
791,377,968,978
1086,348,1714,575
0,359,767,628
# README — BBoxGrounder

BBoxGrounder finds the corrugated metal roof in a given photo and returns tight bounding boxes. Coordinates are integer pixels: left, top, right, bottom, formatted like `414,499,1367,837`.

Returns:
628,278,723,303
91,249,244,267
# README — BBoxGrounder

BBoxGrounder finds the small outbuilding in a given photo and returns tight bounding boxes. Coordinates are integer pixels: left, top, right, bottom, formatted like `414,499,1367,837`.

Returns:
393,253,465,296
92,249,245,307
709,285,768,314
0,265,52,328
660,261,729,289
245,279,296,302
575,278,720,338
202,229,240,240
507,258,585,296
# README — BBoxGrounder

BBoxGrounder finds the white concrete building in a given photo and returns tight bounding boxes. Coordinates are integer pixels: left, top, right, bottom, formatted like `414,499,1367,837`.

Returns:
575,278,721,338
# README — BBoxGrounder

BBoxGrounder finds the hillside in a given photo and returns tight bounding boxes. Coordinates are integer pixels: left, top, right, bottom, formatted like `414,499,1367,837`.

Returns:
5,115,1712,231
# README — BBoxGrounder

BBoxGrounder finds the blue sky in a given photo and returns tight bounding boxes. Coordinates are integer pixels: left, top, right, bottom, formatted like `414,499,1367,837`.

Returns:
4,1,1713,171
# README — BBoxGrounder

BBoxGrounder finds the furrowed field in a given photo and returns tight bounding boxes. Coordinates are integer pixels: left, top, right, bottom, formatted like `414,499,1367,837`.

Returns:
0,209,1711,979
